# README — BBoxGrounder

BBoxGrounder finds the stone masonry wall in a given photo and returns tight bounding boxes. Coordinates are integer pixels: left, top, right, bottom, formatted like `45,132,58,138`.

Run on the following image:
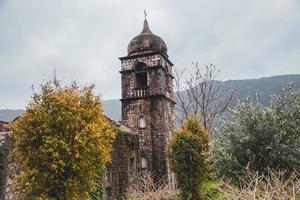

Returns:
106,130,139,200
120,52,175,182
120,53,173,99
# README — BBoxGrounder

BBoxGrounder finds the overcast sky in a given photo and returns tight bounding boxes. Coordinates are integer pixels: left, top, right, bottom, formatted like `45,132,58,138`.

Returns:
1,0,300,109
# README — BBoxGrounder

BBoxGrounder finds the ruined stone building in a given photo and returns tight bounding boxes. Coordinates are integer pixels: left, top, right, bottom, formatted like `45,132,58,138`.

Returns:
0,18,174,200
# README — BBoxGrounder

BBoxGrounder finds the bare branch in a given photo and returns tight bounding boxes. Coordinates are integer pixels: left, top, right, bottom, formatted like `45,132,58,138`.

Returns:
126,171,178,200
174,64,234,134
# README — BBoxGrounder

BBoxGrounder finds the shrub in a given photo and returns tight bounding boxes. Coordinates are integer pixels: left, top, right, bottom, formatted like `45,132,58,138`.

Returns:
167,116,211,200
200,181,223,200
213,85,300,181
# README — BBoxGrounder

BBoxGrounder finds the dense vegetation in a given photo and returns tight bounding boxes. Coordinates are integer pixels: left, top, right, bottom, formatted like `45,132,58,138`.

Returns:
167,116,210,200
162,85,300,200
11,80,115,200
7,75,300,200
213,85,300,182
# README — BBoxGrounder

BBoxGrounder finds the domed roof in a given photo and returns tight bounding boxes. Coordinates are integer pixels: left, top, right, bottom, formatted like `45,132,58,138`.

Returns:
127,20,167,55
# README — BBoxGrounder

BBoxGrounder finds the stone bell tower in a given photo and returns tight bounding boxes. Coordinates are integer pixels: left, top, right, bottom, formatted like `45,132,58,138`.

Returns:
120,18,175,180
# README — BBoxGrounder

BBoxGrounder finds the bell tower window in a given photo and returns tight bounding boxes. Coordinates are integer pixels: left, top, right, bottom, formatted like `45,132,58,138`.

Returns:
135,62,147,88
138,115,146,128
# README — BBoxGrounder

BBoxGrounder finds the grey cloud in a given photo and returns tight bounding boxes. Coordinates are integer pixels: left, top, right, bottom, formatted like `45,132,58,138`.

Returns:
0,0,300,109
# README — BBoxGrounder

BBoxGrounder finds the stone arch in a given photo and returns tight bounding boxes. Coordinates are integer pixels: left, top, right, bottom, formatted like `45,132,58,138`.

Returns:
137,114,146,129
134,62,147,88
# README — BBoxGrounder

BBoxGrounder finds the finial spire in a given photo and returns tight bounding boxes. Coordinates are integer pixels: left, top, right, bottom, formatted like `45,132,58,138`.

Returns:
141,10,152,34
144,9,147,20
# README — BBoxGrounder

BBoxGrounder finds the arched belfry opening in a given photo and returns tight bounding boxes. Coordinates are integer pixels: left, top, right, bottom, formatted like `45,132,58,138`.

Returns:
135,62,147,88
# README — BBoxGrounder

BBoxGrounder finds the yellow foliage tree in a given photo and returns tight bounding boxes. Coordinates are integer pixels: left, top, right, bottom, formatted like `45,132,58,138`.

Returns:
11,80,115,200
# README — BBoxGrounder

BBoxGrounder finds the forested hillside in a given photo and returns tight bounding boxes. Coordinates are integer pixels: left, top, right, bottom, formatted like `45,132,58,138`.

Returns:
1,74,299,122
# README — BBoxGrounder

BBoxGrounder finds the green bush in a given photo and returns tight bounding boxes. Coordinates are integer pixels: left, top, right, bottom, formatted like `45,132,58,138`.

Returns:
213,85,300,182
200,181,223,200
168,116,211,200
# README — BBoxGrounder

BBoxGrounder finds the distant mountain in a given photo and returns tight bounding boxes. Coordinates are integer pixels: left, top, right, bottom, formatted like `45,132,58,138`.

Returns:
103,74,300,121
1,74,299,122
230,74,300,105
0,109,23,122
0,102,122,122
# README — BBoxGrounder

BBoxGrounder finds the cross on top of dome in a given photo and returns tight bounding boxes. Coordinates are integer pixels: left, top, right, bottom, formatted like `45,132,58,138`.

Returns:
127,12,167,55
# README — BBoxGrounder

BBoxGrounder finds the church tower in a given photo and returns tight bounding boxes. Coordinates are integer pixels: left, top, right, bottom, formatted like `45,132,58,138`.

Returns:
120,18,175,180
